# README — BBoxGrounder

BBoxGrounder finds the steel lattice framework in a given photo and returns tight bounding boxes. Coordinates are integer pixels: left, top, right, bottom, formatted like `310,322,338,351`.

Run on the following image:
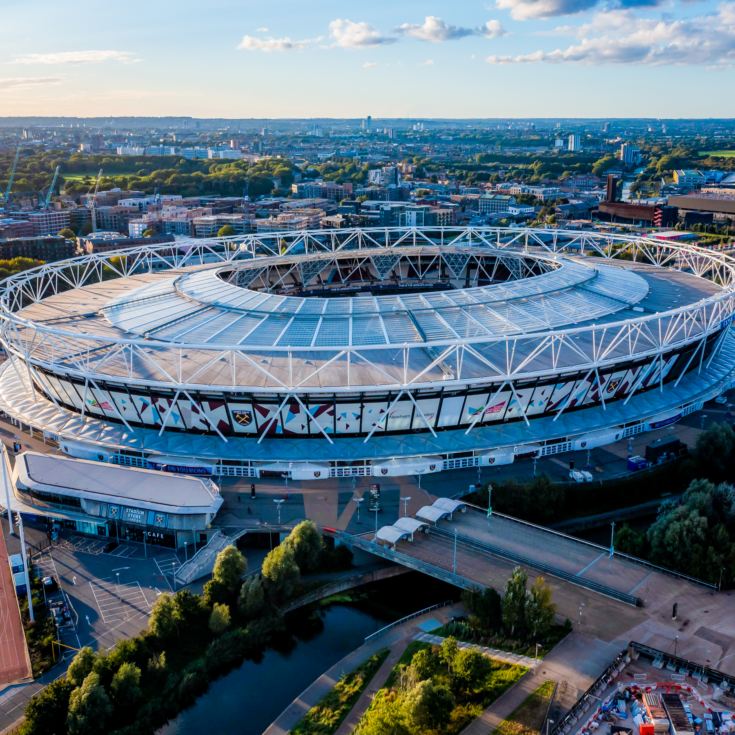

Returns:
0,226,733,452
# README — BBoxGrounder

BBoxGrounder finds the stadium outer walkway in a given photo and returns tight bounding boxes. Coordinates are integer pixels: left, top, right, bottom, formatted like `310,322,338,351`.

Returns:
0,521,32,688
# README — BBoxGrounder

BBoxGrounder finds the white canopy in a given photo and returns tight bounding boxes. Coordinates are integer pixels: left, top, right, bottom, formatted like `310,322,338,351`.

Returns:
375,526,410,546
432,497,466,516
416,505,451,524
394,517,428,535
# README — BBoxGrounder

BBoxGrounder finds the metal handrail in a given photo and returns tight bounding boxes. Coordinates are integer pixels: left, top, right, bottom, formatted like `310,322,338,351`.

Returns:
364,600,454,642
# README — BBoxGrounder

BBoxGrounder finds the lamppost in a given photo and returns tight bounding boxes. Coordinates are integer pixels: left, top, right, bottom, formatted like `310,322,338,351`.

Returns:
373,507,380,540
273,498,285,526
674,634,679,658
487,484,493,518
184,541,190,562
535,642,541,659
400,496,411,517
609,521,615,559
16,513,32,622
546,719,554,735
578,602,585,628
452,529,458,574
353,497,364,524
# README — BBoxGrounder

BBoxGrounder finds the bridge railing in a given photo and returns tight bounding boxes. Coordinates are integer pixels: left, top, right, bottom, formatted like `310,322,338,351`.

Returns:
460,502,717,590
431,527,642,607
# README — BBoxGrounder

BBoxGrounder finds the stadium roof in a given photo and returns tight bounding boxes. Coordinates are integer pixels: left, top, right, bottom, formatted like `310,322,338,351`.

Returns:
14,452,221,514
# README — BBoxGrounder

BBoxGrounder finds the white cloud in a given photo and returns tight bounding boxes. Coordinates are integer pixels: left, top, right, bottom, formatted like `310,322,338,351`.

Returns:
398,16,475,41
482,20,505,38
14,50,139,65
0,76,62,89
329,19,395,47
495,0,666,20
256,26,269,33
398,15,505,41
421,58,435,65
237,35,311,52
362,61,378,68
487,5,735,65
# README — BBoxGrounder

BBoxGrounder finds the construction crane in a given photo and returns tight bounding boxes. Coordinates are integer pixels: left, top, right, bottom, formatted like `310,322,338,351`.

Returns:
89,168,103,233
43,165,61,209
2,144,21,208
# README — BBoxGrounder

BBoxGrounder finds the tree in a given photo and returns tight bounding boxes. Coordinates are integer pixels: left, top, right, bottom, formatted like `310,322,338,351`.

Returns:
615,524,647,557
592,155,617,177
355,689,410,735
217,224,235,237
148,592,182,641
439,636,459,672
525,577,555,641
110,662,141,708
407,647,439,682
451,649,491,696
67,647,98,687
213,545,247,592
283,520,324,573
403,679,455,732
238,576,266,619
67,672,112,735
502,567,528,638
645,479,735,583
21,678,75,735
261,543,300,602
205,545,246,605
462,587,502,633
142,227,157,237
58,227,76,239
209,602,231,635
694,423,735,483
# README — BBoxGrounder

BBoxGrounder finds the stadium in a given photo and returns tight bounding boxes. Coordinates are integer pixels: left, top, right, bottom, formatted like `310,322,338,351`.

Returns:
0,226,733,481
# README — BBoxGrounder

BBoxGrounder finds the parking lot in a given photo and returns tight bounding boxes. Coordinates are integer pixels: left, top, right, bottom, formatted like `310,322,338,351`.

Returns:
88,577,154,624
30,548,81,661
11,525,183,653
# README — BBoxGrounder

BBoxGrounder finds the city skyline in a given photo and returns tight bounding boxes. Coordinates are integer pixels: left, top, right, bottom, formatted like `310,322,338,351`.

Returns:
1,0,734,119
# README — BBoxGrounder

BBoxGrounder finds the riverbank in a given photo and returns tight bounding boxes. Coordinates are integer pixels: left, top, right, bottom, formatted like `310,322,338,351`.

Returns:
263,602,463,735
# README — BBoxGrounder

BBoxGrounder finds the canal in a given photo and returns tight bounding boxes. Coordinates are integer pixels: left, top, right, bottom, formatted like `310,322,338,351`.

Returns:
159,573,457,735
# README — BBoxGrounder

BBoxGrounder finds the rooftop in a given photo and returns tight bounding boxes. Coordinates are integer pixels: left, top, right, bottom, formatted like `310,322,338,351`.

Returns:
14,451,221,514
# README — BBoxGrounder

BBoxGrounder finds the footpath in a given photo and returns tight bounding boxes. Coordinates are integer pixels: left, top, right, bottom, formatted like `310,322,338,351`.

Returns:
461,631,620,735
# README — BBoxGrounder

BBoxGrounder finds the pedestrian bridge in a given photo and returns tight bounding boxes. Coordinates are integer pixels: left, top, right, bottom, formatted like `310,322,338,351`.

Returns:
329,507,714,609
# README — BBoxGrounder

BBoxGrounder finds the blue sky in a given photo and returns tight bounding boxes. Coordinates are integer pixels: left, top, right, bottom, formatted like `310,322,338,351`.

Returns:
1,0,733,118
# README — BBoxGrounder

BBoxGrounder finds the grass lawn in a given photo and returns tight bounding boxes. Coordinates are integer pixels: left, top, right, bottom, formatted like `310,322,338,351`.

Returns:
700,150,735,158
495,680,556,735
292,649,390,735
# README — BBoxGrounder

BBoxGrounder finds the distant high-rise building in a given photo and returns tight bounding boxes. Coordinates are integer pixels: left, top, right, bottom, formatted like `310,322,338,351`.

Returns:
619,142,640,167
606,174,619,203
567,134,581,152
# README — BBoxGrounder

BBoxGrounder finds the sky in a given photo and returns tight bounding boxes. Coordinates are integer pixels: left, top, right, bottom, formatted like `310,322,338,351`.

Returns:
0,0,733,118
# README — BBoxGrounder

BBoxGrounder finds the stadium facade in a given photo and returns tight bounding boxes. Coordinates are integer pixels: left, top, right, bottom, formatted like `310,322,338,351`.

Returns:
0,227,733,480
